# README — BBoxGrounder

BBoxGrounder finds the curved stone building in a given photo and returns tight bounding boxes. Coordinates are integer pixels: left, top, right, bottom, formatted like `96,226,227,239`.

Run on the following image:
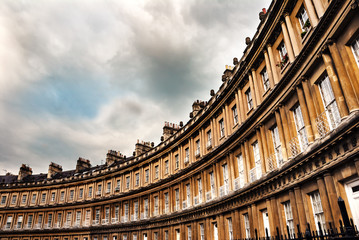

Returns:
1,0,359,239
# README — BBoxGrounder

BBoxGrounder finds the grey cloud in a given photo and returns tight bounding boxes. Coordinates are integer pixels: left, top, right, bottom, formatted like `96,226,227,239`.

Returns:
0,0,268,174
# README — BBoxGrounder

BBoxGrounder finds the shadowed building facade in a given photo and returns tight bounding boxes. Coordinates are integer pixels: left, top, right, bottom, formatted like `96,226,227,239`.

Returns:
1,0,359,239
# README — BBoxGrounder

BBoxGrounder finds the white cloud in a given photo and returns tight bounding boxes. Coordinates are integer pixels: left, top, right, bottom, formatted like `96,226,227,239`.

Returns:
0,0,268,174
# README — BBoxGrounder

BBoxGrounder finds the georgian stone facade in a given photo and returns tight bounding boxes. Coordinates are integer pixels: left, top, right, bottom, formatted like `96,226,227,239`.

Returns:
1,0,359,239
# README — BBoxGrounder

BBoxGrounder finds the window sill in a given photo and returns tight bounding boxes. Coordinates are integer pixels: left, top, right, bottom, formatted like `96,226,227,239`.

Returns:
246,108,254,115
301,27,312,43
232,122,239,129
280,62,290,74
262,88,271,98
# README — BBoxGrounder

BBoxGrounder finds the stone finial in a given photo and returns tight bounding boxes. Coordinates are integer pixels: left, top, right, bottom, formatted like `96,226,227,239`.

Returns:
233,57,239,65
245,37,252,45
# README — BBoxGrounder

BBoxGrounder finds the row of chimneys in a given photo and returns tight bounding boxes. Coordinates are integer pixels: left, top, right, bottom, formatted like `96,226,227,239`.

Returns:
17,158,92,181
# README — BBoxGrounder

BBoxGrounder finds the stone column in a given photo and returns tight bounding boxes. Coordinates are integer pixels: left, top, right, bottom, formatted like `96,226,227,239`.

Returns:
296,85,314,143
244,140,252,182
284,13,300,56
317,177,334,226
323,172,341,228
267,44,280,84
252,68,262,103
249,73,258,108
241,143,249,184
224,105,230,136
271,197,281,236
275,109,289,161
256,128,266,174
266,199,275,236
211,118,218,147
234,210,241,239
312,0,325,18
321,51,349,117
327,41,359,112
303,0,319,26
280,20,295,63
238,88,247,121
234,91,243,123
248,205,254,238
251,204,259,236
264,50,275,88
279,105,292,148
260,125,269,163
228,153,235,191
301,78,320,139
289,189,300,229
294,186,307,231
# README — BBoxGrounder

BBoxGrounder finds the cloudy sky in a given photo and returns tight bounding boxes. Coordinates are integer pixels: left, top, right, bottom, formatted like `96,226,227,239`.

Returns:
0,0,268,175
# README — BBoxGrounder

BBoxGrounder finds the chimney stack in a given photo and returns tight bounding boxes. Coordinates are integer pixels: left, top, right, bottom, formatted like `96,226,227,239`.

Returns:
47,162,62,178
76,158,91,172
18,164,32,181
135,140,153,157
106,150,125,165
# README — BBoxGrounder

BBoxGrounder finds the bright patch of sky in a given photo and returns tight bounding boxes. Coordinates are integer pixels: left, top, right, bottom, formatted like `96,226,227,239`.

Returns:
0,0,269,174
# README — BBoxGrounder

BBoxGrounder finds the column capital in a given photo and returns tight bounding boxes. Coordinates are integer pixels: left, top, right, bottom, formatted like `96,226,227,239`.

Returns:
280,20,285,25
267,43,272,48
295,81,303,89
316,176,323,181
327,38,336,46
283,12,290,17
351,1,359,9
263,49,268,54
300,76,308,82
321,43,329,54
251,68,256,72
323,171,332,177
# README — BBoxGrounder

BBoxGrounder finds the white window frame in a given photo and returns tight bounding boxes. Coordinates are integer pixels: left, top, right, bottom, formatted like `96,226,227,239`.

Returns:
207,130,212,147
145,169,150,182
228,218,234,240
284,201,295,237
175,189,180,211
135,173,140,186
298,6,310,32
232,105,239,125
271,125,283,166
352,37,359,67
246,89,253,110
244,213,251,238
318,74,341,130
219,119,225,138
293,104,308,151
261,68,270,92
310,191,326,231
